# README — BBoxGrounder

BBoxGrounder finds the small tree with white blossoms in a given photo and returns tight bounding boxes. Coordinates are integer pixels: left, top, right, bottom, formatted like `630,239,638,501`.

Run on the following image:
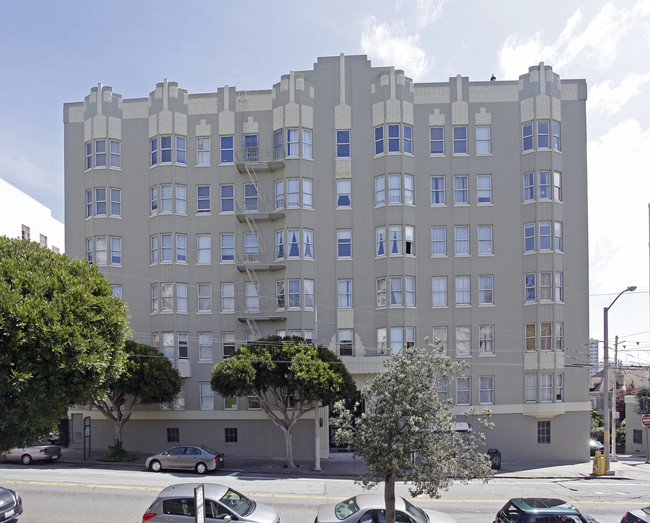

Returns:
332,343,493,523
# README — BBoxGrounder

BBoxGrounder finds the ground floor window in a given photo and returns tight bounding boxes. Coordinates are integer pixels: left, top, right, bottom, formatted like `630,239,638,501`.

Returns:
633,429,643,444
167,427,179,443
225,427,238,444
537,421,551,444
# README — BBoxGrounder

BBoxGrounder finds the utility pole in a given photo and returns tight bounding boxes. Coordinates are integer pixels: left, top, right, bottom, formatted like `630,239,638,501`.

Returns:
612,336,618,462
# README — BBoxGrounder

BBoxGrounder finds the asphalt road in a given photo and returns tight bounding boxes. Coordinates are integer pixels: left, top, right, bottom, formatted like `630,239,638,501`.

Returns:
0,462,649,522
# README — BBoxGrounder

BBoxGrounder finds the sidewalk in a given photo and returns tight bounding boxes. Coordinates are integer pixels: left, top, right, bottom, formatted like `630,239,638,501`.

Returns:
57,447,650,480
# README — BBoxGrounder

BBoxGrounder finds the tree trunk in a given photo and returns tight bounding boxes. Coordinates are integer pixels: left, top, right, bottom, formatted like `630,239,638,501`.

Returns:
283,425,296,468
114,419,124,443
385,471,396,523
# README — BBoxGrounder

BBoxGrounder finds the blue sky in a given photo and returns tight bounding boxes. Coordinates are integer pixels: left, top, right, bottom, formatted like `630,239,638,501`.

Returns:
1,0,648,364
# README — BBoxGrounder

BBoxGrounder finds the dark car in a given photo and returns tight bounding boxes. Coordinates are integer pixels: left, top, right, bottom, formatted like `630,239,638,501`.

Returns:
0,486,22,522
589,440,604,457
144,445,224,474
494,498,597,523
621,505,650,522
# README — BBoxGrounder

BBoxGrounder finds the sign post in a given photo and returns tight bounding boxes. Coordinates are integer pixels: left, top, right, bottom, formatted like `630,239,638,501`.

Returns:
83,416,91,460
643,414,650,464
194,484,205,523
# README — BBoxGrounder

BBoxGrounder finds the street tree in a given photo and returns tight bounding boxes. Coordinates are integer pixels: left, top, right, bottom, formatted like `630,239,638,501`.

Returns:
211,336,356,468
92,340,182,443
332,344,493,523
0,237,128,452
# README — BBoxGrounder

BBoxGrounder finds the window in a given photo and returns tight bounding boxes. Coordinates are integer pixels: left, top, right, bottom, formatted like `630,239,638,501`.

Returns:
374,126,384,155
303,129,313,158
161,233,172,262
336,130,350,157
198,284,212,312
552,121,561,151
111,285,122,299
456,377,470,405
389,327,404,353
243,183,259,212
453,126,467,154
160,135,172,163
376,277,387,307
479,325,494,354
303,229,313,259
522,122,533,152
275,280,285,309
538,171,551,200
634,430,643,444
406,327,416,348
248,396,261,410
477,175,492,204
430,126,444,155
456,326,471,356
478,275,493,305
162,332,174,360
150,186,158,213
222,332,236,358
376,227,386,257
95,139,106,167
109,237,122,265
200,383,214,410
539,222,552,251
197,234,211,263
221,283,235,312
388,174,401,204
85,142,92,170
389,226,402,255
478,225,493,255
150,235,158,263
288,279,301,309
220,185,234,213
433,326,447,353
95,237,107,265
404,175,414,205
540,374,553,402
275,230,285,259
244,232,259,262
390,277,403,306
176,234,187,263
110,188,121,216
337,179,351,207
436,378,448,401
86,190,92,218
540,323,552,351
431,226,446,256
304,279,314,310
95,188,106,215
388,124,400,152
150,137,157,165
524,223,535,252
431,176,445,205
525,374,537,402
287,229,300,258
287,178,300,207
337,230,352,258
160,184,172,213
220,234,234,262
554,171,562,201
197,137,210,165
537,120,550,149
176,283,187,312
176,185,186,214
432,277,447,307
540,272,552,301
303,179,313,209
454,176,468,204
454,226,469,255
476,126,491,154
404,125,412,154
275,180,284,209
273,129,283,159
151,284,159,312
178,332,188,359
554,222,563,252
555,272,564,302
287,128,299,157
480,376,494,404
245,282,259,312
225,427,238,443
456,276,470,306
525,273,536,301
176,136,186,164
523,173,534,202
405,226,415,256
338,329,353,356
167,427,180,443
377,328,387,354
405,277,415,306
375,176,386,206
224,397,237,411
525,323,536,351
197,186,210,214
555,373,564,401
220,136,234,163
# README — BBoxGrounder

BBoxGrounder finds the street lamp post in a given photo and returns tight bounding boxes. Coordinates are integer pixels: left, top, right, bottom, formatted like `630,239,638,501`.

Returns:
603,285,636,475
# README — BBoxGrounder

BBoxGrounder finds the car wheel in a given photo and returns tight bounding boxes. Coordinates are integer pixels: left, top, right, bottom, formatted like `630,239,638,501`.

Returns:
149,460,162,472
195,462,207,474
21,454,33,465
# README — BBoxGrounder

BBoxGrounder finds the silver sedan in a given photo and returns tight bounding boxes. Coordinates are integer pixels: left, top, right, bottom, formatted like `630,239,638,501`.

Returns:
142,483,281,522
315,494,457,523
4,443,62,465
144,445,225,474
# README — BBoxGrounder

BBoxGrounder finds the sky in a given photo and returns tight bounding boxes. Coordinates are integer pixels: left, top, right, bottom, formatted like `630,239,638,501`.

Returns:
1,0,648,365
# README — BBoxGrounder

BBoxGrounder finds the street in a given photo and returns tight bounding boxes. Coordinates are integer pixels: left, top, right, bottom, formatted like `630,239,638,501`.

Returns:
1,462,649,522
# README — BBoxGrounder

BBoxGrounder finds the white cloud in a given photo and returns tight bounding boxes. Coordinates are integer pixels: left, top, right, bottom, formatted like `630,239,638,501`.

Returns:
415,0,448,29
588,72,650,115
360,16,433,80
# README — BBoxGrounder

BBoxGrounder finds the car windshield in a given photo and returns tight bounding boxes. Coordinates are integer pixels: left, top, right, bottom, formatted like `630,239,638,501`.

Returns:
219,488,253,516
334,497,360,520
528,517,586,523
404,500,428,523
199,445,218,455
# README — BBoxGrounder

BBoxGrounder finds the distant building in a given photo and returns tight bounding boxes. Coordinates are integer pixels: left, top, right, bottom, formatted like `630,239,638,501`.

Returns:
0,177,64,252
64,56,590,462
589,338,601,376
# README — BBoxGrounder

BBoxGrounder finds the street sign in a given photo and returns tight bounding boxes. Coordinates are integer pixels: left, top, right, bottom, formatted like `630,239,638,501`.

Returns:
642,414,650,427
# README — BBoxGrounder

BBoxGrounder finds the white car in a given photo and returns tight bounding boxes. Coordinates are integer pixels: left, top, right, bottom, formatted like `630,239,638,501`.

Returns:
4,442,62,465
315,494,457,523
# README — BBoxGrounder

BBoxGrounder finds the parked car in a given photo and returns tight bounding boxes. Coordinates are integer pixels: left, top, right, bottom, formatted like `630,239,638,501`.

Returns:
493,498,597,522
4,442,62,465
142,483,281,522
589,440,604,456
315,493,457,523
0,485,22,522
144,445,224,474
621,505,650,522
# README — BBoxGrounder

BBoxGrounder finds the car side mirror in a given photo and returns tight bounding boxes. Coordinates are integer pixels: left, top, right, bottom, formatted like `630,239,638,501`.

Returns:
224,516,232,523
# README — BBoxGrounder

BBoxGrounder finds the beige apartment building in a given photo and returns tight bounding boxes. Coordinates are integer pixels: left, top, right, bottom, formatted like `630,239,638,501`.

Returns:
64,55,590,462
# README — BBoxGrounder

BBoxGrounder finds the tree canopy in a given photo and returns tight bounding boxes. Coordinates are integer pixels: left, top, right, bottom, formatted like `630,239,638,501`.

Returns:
0,237,129,452
211,335,356,468
333,344,493,523
92,340,182,443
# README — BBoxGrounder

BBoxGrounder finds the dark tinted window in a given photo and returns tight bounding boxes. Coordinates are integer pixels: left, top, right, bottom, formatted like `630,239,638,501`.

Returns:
163,498,195,516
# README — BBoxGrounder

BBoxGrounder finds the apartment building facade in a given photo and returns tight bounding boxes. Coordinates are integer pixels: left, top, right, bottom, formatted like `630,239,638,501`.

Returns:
64,55,590,461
